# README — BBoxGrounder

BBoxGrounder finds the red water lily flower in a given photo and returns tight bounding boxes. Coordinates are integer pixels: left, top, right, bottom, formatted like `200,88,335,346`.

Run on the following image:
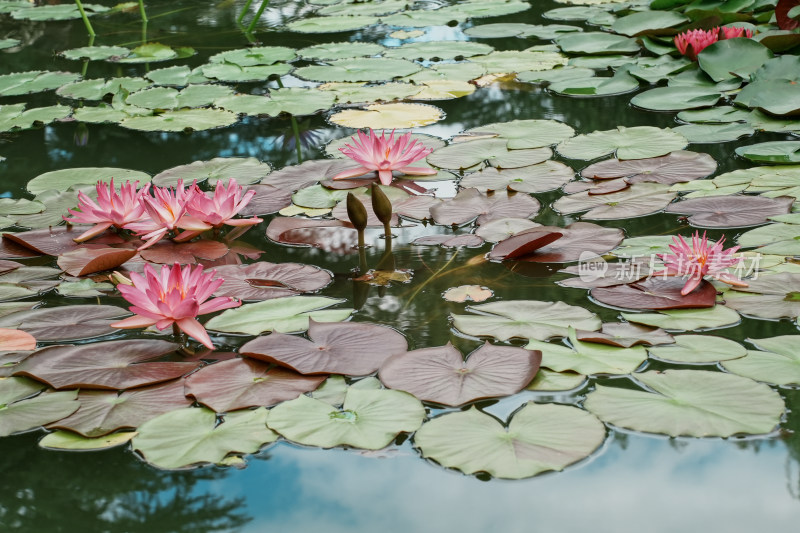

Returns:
110,262,240,349
124,180,212,250
63,179,150,242
331,129,437,185
656,231,748,295
674,28,719,60
184,178,262,238
720,26,754,39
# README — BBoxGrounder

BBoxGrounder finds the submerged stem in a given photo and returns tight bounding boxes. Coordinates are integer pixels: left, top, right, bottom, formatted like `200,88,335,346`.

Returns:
74,0,96,37
246,0,270,33
237,0,254,23
402,249,460,310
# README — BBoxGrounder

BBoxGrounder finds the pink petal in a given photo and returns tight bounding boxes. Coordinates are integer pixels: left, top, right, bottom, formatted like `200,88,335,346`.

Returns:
110,315,159,329
177,317,214,349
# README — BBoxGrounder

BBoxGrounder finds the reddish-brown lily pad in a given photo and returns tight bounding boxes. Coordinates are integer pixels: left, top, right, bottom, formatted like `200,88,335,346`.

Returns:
558,258,652,288
665,195,794,228
0,260,22,275
241,319,408,376
575,322,674,347
238,184,293,216
185,357,325,412
0,239,40,259
3,227,127,256
581,151,717,185
211,261,332,301
13,339,193,390
378,342,541,407
591,276,717,310
777,0,800,30
266,217,357,254
0,305,130,341
139,240,229,265
57,247,138,277
563,178,631,195
430,188,540,226
553,182,676,220
47,380,193,437
0,328,36,351
490,222,624,263
262,158,359,190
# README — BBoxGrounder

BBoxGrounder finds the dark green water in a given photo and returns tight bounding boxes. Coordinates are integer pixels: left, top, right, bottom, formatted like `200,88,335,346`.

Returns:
2,1,800,531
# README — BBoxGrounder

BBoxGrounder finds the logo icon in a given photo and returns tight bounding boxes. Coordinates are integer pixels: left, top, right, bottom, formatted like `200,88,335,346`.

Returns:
577,251,608,282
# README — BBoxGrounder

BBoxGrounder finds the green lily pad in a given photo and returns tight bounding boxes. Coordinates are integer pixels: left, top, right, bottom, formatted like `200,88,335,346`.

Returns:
0,390,80,437
631,87,721,112
452,300,601,342
622,305,741,331
114,43,184,64
120,108,238,132
526,369,587,391
0,104,71,133
201,63,292,83
293,184,365,209
60,45,130,61
12,189,90,229
133,407,278,469
286,15,379,33
525,327,647,375
463,119,575,150
26,167,150,195
553,182,676,220
208,46,295,66
267,387,424,449
611,10,688,36
544,6,616,25
56,77,151,101
39,430,136,450
401,62,487,83
145,65,209,86
556,32,639,55
414,403,605,479
214,88,335,116
549,69,641,96
584,369,784,437
517,66,595,84
205,296,352,335
298,42,385,60
648,334,746,363
295,58,421,83
698,37,773,82
470,50,568,73
556,126,688,160
10,3,108,21
427,138,551,171
678,106,753,124
152,157,271,187
465,22,582,39
0,38,20,50
0,377,46,405
459,161,574,194
672,123,755,143
735,141,800,164
382,41,493,61
0,70,81,97
721,336,800,386
318,0,409,16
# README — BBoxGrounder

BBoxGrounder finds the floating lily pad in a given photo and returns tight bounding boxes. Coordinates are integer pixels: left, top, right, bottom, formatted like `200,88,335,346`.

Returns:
648,334,746,363
205,296,352,336
0,305,130,341
469,50,568,73
266,217,357,253
298,42,385,60
14,339,193,390
114,43,191,64
379,342,540,406
526,369,587,391
736,141,800,165
211,262,332,301
241,320,406,376
26,167,150,195
556,127,688,160
630,87,722,112
0,329,36,351
286,15,379,33
329,102,443,128
295,58,420,83
548,69,641,97
133,407,278,469
215,88,335,116
463,119,575,150
592,277,717,311
47,380,192,437
698,38,773,82
60,45,130,61
120,108,238,132
665,195,793,228
430,189,540,226
152,157,271,187
556,32,639,54
428,138,552,171
0,71,81,97
621,305,741,331
414,402,605,479
383,41,493,61
56,77,151,101
584,369,784,437
526,327,647,375
39,430,136,450
737,222,800,254
57,247,137,277
488,222,623,262
201,63,291,83
553,182,676,219
475,218,541,242
267,386,424,449
575,322,674,348
0,104,72,132
611,10,688,36
11,3,107,21
672,123,755,143
442,285,493,302
581,150,716,185
0,390,80,438
724,273,800,319
452,300,601,341
185,358,324,412
721,336,800,386
145,65,209,86
208,46,295,66
0,376,45,405
0,38,20,50
466,22,582,39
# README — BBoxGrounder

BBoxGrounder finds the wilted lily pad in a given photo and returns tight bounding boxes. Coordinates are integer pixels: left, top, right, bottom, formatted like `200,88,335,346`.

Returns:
414,402,605,479
57,247,137,277
47,380,192,437
185,358,325,412
584,369,784,437
379,342,540,406
452,300,600,341
205,296,352,336
133,407,278,469
270,384,424,450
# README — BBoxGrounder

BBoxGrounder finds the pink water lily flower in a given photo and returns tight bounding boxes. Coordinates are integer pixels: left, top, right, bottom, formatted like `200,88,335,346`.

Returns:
331,129,437,185
656,231,748,295
674,28,719,60
111,262,240,349
124,180,212,250
63,179,150,242
183,179,262,239
720,26,754,39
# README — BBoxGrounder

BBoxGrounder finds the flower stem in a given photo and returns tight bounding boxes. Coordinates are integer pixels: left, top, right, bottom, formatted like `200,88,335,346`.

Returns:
138,0,148,23
402,249,459,310
237,0,254,24
74,0,96,37
246,0,270,33
172,323,181,339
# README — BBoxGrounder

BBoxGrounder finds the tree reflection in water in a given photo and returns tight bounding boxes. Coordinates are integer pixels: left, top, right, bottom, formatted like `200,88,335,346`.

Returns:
0,432,251,532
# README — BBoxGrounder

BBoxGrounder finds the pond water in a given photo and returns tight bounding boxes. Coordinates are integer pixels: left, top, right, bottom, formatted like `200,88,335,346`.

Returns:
2,0,800,531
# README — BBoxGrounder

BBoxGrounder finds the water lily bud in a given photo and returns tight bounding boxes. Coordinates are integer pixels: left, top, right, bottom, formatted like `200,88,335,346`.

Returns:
370,183,393,226
110,271,133,286
346,193,368,231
